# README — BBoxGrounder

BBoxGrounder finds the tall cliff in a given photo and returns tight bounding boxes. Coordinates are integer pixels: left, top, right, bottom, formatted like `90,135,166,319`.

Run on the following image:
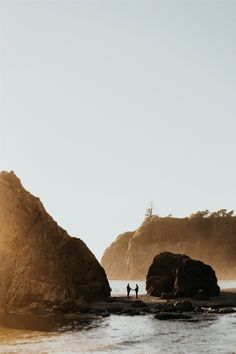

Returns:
0,171,110,311
101,214,236,280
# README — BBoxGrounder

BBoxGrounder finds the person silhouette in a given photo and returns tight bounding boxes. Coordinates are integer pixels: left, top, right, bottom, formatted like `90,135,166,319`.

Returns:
127,283,131,299
135,284,139,299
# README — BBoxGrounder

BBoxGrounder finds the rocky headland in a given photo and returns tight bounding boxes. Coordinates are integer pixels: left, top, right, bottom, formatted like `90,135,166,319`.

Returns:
101,212,236,280
0,171,110,313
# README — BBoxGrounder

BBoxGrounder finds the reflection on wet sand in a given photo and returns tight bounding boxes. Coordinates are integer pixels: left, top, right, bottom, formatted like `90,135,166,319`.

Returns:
0,313,103,343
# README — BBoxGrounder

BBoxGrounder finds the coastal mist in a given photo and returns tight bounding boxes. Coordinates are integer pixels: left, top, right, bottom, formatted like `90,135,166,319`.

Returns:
101,214,236,281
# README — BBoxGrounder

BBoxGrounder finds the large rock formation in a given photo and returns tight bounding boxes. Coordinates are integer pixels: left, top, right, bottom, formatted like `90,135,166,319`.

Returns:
146,252,220,297
101,214,236,280
146,252,189,296
0,171,110,311
174,256,220,297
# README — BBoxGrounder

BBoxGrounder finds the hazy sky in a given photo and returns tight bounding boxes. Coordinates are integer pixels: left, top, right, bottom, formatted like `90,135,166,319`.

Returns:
1,0,236,259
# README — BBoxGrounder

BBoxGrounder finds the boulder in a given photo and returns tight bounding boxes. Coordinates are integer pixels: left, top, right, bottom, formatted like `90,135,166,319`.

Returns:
218,307,235,314
130,300,147,308
154,312,191,320
160,292,175,300
192,294,210,301
146,252,219,298
175,258,220,297
56,298,91,314
0,171,110,312
174,300,193,312
146,252,190,296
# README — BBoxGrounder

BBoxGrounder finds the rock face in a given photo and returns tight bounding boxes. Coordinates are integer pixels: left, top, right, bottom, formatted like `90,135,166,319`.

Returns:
101,215,236,279
0,171,110,311
146,252,220,297
174,257,220,297
146,252,189,296
101,232,135,279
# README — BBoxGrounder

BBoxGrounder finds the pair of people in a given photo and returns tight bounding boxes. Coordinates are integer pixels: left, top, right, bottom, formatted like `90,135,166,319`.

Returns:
127,283,139,299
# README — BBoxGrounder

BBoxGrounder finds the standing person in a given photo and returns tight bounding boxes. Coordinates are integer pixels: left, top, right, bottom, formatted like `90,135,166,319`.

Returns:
127,283,131,299
135,284,139,299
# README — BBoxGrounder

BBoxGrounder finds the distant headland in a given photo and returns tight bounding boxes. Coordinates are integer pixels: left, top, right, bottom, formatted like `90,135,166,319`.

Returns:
101,209,236,280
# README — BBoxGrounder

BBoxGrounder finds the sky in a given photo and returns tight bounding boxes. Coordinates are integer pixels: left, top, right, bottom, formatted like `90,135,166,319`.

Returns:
1,0,236,260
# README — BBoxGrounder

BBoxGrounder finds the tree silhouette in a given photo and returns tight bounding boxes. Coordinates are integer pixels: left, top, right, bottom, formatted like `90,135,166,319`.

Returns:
145,202,153,220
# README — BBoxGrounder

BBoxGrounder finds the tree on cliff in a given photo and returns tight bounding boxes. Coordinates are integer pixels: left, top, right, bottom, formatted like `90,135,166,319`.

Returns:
190,209,235,219
210,209,234,217
145,202,153,220
189,210,210,218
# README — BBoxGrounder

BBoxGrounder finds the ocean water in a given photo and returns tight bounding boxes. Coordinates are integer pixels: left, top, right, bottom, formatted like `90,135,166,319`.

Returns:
0,280,235,354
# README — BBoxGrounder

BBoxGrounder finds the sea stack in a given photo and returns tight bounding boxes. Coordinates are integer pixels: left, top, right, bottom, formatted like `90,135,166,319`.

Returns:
0,171,110,311
146,252,220,297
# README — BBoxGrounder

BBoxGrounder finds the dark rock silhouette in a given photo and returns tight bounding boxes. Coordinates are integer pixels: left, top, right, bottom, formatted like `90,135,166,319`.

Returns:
174,300,193,312
155,312,191,320
146,252,219,298
174,257,220,297
101,215,236,279
146,252,189,296
0,171,110,312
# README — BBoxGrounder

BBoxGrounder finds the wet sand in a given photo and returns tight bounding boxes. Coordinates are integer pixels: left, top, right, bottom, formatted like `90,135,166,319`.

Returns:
139,288,236,307
113,288,236,303
90,288,236,315
1,289,235,320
